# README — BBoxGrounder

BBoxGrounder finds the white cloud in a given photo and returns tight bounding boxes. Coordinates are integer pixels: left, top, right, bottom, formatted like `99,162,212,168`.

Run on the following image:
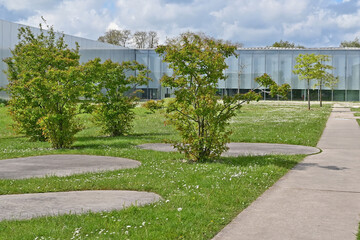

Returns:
0,0,59,11
335,11,360,29
1,0,360,47
16,0,111,39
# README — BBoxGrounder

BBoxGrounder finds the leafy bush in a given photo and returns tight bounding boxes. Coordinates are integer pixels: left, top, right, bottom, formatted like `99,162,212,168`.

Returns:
156,33,241,162
142,99,164,113
156,33,290,162
39,109,82,149
0,98,8,106
3,23,85,147
84,58,150,136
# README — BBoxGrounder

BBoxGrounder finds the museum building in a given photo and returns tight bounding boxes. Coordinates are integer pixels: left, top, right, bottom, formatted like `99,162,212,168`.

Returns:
1,19,360,101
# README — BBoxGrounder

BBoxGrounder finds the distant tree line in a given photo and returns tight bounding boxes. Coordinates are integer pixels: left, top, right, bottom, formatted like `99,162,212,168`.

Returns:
98,29,159,49
270,38,360,49
99,30,360,49
270,40,305,49
340,37,360,48
98,29,244,49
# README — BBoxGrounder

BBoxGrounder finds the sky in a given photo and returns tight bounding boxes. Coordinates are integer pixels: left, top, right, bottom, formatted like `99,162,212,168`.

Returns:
0,0,360,47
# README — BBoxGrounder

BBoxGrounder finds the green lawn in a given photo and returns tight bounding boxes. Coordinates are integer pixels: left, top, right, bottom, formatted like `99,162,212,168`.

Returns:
350,108,360,126
0,102,331,239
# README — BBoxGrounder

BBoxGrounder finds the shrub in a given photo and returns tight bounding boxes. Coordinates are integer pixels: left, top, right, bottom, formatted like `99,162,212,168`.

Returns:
84,58,150,136
39,109,82,149
156,33,290,162
3,23,85,147
142,99,164,113
0,98,8,106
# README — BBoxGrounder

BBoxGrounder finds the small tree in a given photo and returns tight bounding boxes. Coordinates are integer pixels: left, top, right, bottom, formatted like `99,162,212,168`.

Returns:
294,54,337,109
255,73,291,99
237,63,246,94
84,58,150,136
4,23,84,148
323,73,339,102
156,33,289,162
312,55,337,107
293,54,319,110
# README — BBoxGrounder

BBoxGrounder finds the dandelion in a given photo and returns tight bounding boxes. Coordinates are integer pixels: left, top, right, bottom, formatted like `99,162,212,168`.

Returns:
177,207,182,212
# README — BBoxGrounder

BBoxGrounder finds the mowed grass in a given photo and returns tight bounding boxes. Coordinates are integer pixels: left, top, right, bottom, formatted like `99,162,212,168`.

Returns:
230,102,330,146
350,108,360,126
0,101,331,239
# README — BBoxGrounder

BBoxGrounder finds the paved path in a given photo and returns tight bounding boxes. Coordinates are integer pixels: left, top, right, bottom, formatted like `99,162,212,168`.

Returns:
213,105,360,240
0,190,161,221
138,142,320,156
0,155,140,179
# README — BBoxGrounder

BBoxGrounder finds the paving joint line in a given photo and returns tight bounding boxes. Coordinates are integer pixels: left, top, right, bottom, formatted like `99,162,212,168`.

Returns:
283,187,360,194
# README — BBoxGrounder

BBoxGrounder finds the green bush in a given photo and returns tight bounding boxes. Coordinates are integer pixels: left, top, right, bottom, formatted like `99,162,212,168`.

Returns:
0,98,8,106
84,58,150,136
93,98,136,136
3,24,85,148
39,109,82,149
8,102,45,141
156,33,290,162
142,99,164,113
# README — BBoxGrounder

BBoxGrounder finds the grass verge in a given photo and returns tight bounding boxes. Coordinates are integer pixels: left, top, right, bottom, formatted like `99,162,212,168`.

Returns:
0,102,331,239
350,108,360,126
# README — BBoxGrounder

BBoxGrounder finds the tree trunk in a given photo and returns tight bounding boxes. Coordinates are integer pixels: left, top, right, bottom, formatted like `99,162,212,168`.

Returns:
319,84,322,107
307,81,311,110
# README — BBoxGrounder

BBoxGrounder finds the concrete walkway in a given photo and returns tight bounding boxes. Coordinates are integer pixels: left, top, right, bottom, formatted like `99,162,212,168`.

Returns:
0,155,140,179
0,190,161,221
213,105,360,240
138,142,320,156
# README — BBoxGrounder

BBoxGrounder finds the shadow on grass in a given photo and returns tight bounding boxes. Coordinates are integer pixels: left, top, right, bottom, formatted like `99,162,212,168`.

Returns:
0,135,31,140
73,139,133,150
216,155,303,169
74,133,175,149
76,132,173,142
129,132,173,137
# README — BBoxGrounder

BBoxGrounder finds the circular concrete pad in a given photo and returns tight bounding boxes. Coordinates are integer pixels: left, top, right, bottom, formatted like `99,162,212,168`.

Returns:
0,155,141,179
138,143,320,156
0,190,161,221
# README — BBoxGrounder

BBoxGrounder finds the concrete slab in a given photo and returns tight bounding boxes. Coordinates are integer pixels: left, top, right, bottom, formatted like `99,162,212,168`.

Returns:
213,106,360,240
277,149,360,193
0,155,141,179
0,190,161,221
213,187,360,240
137,142,320,156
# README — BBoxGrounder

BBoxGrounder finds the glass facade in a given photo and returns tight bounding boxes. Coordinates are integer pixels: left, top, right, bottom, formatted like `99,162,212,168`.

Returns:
2,19,360,101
